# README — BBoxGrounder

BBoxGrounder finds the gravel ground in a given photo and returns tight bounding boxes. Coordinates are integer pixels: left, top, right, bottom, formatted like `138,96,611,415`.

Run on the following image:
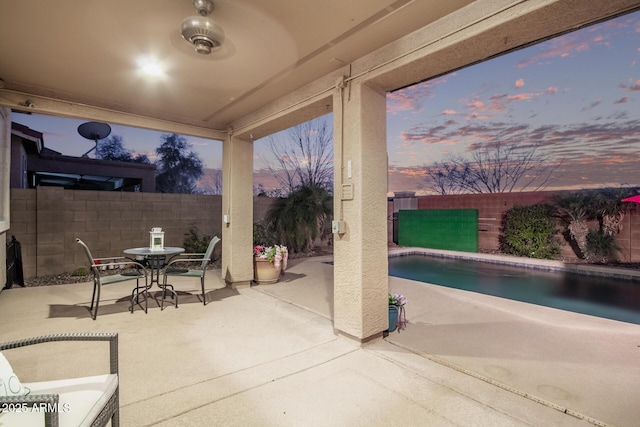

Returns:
20,260,223,288
21,265,222,288
23,272,93,287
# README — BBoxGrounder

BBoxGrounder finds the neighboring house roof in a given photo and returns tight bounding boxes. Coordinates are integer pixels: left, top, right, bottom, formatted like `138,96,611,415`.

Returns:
10,122,156,192
11,121,44,154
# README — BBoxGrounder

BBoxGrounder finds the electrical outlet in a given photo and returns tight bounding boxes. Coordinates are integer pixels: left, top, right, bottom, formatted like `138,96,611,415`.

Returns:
332,220,345,234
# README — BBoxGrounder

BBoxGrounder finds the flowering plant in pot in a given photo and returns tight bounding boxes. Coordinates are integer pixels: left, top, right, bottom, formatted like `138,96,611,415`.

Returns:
388,293,407,333
252,222,288,284
252,244,288,284
253,245,288,269
389,293,407,307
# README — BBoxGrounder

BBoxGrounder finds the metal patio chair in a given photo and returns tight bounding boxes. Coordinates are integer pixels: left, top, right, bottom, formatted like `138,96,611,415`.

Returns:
160,236,220,308
76,238,149,319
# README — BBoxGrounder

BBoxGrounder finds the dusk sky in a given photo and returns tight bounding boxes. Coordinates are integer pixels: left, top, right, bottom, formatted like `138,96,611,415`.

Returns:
11,112,224,170
387,10,640,195
12,10,640,196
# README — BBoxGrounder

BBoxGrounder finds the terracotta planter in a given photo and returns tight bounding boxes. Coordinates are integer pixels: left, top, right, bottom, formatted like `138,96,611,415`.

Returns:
253,257,282,284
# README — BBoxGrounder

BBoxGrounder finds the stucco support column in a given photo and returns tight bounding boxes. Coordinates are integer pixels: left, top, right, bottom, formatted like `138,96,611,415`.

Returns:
221,133,253,287
0,107,11,288
332,81,388,341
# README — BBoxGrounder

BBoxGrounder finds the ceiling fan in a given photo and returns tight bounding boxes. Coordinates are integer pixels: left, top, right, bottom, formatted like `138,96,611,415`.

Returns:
181,0,225,55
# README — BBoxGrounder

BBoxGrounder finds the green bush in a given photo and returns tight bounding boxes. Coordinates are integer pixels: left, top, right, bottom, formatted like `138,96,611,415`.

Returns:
72,266,88,276
586,229,619,263
183,226,212,253
500,204,560,259
253,222,277,246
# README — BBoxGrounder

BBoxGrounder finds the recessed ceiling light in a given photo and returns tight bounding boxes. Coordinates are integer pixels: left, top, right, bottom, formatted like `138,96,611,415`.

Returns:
138,57,165,77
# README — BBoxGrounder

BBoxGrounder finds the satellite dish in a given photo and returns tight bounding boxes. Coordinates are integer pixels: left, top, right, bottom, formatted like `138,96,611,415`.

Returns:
78,121,111,158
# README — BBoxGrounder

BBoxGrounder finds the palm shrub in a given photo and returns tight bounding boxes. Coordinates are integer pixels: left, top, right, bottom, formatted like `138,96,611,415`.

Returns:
264,184,332,254
593,187,639,236
554,190,597,258
586,229,619,263
554,187,638,260
499,204,560,259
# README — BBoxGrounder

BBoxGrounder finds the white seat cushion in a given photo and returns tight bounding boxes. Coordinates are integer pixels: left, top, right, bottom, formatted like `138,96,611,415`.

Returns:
0,352,30,397
0,374,117,427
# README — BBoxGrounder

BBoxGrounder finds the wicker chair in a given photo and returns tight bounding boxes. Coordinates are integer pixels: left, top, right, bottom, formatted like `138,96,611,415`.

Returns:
76,238,149,320
161,236,220,308
0,332,119,427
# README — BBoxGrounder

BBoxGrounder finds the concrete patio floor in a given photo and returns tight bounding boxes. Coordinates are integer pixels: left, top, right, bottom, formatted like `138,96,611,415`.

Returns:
1,253,639,426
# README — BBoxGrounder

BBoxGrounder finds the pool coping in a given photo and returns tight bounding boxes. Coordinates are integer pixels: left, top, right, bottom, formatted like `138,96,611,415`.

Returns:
389,247,640,282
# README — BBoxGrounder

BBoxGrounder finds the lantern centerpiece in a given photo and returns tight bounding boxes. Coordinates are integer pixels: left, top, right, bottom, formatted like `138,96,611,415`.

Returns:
149,227,165,251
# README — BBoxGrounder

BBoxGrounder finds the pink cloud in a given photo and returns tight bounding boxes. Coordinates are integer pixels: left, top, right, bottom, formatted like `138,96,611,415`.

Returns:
545,86,558,94
399,131,428,146
467,99,485,109
442,109,457,115
575,42,590,52
396,116,640,188
387,76,450,115
398,168,425,177
619,80,640,92
509,93,536,101
515,14,639,70
515,79,525,88
387,90,423,115
516,33,592,68
463,90,546,119
465,112,492,121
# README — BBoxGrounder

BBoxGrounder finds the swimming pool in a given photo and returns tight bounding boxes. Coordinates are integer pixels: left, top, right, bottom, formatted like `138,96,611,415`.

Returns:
388,254,640,325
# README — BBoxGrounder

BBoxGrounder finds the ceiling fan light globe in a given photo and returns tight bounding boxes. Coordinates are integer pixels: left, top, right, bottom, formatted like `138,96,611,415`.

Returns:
181,15,224,55
194,38,213,54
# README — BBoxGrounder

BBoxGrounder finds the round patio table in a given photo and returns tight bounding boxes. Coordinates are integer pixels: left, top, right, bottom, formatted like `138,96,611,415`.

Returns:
123,247,184,288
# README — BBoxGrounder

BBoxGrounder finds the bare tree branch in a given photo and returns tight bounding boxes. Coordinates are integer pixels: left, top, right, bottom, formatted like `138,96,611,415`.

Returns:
261,116,333,194
424,141,562,194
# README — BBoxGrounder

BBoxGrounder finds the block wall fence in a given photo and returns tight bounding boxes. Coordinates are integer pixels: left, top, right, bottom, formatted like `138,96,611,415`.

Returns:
8,187,276,279
388,190,640,263
7,188,640,279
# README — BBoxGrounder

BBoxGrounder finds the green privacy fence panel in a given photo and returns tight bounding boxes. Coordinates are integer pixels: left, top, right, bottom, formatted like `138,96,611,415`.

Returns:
398,209,478,252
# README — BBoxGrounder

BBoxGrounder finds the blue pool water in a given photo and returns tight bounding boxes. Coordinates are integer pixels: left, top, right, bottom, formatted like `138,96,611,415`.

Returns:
388,255,640,325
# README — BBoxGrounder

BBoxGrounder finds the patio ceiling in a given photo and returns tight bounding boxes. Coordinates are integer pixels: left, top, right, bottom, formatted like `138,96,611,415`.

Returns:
1,1,639,138
0,0,474,132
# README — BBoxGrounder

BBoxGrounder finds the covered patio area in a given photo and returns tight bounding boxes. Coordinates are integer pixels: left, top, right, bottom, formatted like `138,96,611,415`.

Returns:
1,254,638,426
3,0,640,342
